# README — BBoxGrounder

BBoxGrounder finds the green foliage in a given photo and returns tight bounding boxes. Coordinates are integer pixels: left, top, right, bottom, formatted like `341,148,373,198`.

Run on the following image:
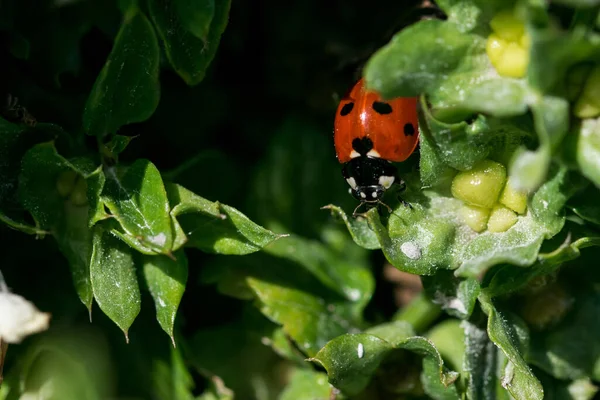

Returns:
2,0,600,399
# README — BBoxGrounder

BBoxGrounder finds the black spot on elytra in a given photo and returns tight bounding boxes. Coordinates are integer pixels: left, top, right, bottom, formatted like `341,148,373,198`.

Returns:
403,123,415,136
352,137,373,155
340,102,354,116
372,101,393,114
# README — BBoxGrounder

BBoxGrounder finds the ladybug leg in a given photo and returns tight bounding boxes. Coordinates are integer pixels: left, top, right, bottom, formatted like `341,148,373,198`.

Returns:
395,178,413,210
352,202,366,218
377,200,393,214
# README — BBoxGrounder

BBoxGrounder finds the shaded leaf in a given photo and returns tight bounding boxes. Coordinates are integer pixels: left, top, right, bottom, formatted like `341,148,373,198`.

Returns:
83,8,160,137
142,251,188,343
148,0,231,85
279,368,331,400
18,142,99,309
102,159,174,255
152,345,197,400
529,289,600,381
90,226,141,337
175,0,215,41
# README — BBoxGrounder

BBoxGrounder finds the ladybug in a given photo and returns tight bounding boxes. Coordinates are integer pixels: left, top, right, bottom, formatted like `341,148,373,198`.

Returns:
334,78,419,214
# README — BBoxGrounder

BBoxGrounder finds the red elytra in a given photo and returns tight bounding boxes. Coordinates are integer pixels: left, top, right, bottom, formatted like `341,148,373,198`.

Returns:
334,78,419,164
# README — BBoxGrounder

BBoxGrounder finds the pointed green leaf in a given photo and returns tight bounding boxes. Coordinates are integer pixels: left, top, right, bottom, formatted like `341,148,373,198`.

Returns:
102,159,174,254
142,251,187,343
479,295,544,400
167,183,284,255
83,8,160,137
148,0,231,85
90,226,141,336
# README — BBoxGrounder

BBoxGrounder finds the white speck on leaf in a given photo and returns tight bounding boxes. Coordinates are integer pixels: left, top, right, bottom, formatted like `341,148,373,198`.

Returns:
401,241,422,260
158,297,166,307
448,298,467,314
542,200,549,209
347,289,360,301
148,233,167,247
357,343,364,358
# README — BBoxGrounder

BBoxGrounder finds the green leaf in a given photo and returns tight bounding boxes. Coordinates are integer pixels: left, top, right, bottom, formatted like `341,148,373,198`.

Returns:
264,234,374,304
141,251,188,344
462,317,506,400
188,306,283,399
0,118,55,233
90,226,141,338
569,183,600,225
248,274,363,357
175,0,214,41
322,205,380,250
365,19,476,99
479,295,544,400
279,369,331,400
510,96,570,192
248,115,355,238
167,183,285,255
484,229,600,298
83,8,160,137
435,0,511,33
152,345,197,400
364,193,458,275
527,20,600,94
576,117,600,188
18,142,99,309
309,321,458,397
422,270,480,319
148,0,231,85
529,289,600,381
102,159,174,255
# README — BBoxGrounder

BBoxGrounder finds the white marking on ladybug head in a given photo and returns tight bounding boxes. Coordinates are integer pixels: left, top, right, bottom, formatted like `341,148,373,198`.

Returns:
378,175,395,189
350,150,360,158
360,192,367,199
367,149,381,158
371,191,378,198
346,177,357,189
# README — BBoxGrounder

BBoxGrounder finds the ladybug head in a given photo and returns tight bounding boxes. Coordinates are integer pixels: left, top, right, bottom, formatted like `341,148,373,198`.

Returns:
342,156,397,203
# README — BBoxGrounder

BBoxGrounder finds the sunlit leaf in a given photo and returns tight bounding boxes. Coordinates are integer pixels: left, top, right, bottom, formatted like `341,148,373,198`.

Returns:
90,226,141,337
142,251,187,344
